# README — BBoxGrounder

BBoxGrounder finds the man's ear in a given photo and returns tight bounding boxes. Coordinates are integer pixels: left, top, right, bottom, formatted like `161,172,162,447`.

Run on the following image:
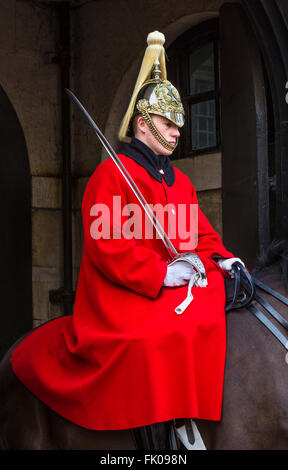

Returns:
135,115,147,135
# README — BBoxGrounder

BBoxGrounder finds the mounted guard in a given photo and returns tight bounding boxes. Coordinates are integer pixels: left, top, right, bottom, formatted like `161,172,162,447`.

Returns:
10,31,244,450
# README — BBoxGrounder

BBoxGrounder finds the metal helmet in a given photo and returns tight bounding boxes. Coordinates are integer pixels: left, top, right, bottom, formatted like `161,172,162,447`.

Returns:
118,31,185,152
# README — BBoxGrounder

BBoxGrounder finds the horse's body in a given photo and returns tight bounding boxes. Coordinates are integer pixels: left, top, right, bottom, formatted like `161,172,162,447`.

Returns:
0,336,137,450
1,242,288,450
198,257,288,450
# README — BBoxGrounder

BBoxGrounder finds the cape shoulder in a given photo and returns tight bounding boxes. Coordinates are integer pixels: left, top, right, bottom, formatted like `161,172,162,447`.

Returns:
86,154,196,196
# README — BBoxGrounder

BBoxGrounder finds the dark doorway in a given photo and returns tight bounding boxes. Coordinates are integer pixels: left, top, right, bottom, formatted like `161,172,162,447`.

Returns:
219,3,270,268
0,85,32,357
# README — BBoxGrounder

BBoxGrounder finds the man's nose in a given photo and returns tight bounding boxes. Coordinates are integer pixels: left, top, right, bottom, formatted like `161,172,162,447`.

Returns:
172,127,180,137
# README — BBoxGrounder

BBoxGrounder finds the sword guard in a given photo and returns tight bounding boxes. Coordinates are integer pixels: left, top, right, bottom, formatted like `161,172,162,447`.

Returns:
168,252,207,287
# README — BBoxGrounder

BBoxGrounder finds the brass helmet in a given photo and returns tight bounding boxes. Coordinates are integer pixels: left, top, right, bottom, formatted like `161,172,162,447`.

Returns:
118,31,185,152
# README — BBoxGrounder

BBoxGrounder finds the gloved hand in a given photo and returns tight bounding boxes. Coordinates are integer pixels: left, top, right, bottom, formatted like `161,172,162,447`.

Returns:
163,261,197,287
217,257,245,278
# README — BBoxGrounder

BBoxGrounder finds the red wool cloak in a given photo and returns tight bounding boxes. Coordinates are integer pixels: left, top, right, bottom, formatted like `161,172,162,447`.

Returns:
11,154,234,430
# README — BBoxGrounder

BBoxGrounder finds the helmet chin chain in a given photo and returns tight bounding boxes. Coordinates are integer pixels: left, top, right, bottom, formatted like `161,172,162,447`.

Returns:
141,109,178,152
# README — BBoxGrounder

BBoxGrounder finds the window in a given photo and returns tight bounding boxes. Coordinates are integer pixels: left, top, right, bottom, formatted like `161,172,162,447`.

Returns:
167,20,220,159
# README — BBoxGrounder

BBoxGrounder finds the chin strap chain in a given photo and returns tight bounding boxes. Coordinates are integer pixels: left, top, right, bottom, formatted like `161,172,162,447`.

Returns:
138,106,178,152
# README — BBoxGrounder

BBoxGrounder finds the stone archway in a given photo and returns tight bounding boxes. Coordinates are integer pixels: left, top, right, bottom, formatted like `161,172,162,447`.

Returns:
0,85,32,357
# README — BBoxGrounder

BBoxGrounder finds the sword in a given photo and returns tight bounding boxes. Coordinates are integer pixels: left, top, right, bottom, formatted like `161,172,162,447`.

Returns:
66,88,178,260
66,89,207,313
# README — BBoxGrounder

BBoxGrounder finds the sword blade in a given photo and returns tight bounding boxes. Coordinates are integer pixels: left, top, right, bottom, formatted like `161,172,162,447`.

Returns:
66,88,178,259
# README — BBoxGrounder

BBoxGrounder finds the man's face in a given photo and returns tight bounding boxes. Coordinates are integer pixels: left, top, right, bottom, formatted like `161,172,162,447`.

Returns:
136,114,181,156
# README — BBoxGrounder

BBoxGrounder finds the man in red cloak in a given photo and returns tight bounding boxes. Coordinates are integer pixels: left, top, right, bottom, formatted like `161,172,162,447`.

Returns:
11,31,244,449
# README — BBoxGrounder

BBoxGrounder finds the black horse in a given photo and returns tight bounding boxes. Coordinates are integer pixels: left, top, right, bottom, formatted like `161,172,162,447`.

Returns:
1,241,288,450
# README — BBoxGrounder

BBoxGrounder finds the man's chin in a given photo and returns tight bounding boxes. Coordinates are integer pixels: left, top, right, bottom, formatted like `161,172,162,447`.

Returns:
161,148,174,157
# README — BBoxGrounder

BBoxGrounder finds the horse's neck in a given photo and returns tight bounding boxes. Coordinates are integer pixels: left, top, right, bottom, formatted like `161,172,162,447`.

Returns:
255,262,286,294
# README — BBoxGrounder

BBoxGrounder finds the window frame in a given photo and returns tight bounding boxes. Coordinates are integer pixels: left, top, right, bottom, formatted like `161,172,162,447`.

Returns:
167,19,221,160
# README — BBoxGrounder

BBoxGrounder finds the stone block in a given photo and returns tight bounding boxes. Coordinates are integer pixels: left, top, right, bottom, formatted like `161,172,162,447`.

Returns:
197,189,223,236
32,176,62,209
173,153,221,192
32,266,63,326
32,209,63,269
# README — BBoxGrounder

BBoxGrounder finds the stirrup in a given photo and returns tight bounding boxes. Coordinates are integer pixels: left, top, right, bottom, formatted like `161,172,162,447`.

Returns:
174,419,206,450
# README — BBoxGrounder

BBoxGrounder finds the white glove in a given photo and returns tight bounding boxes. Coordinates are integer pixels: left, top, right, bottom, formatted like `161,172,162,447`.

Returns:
217,257,245,278
163,261,196,287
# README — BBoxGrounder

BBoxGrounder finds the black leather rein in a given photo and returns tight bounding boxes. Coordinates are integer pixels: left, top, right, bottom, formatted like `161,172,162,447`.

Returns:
225,262,288,350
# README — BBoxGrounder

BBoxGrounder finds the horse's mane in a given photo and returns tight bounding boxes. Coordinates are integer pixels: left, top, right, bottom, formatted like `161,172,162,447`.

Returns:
253,239,288,290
